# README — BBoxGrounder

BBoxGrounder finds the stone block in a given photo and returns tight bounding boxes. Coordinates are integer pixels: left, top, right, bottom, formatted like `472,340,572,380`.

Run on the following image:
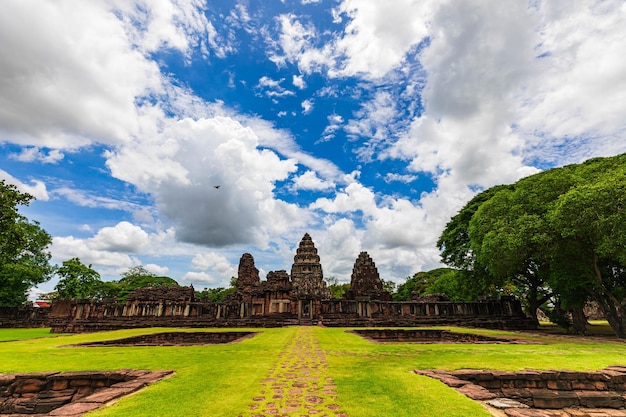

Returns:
81,387,137,403
69,378,92,387
546,380,572,390
457,384,497,400
501,388,534,401
49,401,102,416
51,379,68,390
0,375,15,387
575,390,625,408
14,378,47,394
532,389,579,409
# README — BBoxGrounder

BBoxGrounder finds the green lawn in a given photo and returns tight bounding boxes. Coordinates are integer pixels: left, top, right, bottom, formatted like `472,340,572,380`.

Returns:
1,326,625,416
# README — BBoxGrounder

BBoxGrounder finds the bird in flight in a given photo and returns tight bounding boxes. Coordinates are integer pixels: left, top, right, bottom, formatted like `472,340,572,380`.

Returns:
213,185,221,189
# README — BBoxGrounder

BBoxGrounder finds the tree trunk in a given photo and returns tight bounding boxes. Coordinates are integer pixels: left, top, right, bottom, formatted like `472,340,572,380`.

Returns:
593,254,626,338
570,307,588,335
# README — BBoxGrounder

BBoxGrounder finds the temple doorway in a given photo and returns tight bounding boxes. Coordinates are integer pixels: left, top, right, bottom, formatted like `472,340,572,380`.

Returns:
300,300,312,318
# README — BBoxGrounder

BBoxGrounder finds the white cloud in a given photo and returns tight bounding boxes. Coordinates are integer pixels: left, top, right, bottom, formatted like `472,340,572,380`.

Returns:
517,1,626,163
52,187,144,212
256,76,295,97
384,173,417,184
328,0,433,78
292,74,306,89
301,99,314,114
9,147,65,164
144,263,169,276
292,170,335,191
182,271,217,285
0,169,49,201
90,221,150,252
191,252,236,276
0,1,166,148
105,116,305,247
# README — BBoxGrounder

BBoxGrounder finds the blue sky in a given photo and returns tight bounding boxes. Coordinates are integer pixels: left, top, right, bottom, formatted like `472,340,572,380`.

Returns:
1,0,625,297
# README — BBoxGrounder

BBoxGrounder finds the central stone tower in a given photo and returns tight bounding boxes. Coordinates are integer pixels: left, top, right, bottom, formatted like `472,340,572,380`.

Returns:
290,233,331,300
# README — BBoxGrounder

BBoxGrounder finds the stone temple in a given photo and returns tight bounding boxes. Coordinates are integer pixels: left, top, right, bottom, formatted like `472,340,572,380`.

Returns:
48,233,536,332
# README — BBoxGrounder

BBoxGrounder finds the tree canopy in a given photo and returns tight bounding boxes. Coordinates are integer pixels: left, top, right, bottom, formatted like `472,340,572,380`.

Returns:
438,153,626,337
54,258,102,299
0,180,53,306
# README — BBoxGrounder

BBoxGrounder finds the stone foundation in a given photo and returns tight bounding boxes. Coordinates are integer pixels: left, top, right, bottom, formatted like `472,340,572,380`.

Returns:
65,331,256,347
0,370,173,415
416,365,626,415
352,329,532,344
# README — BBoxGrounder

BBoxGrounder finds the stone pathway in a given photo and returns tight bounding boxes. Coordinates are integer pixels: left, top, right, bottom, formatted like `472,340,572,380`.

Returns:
241,327,347,417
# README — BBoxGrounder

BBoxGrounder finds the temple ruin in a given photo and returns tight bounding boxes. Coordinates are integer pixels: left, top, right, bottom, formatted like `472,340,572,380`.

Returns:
48,233,536,332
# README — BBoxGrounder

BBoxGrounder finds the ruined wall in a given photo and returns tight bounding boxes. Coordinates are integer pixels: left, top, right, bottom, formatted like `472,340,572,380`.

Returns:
0,306,49,328
48,296,535,333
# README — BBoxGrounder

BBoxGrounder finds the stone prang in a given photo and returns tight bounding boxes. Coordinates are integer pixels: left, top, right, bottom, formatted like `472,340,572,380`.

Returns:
345,251,391,301
290,233,331,300
236,253,260,301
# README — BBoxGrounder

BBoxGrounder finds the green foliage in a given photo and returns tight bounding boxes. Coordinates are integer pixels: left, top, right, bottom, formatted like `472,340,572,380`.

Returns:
438,153,626,337
196,287,236,303
325,277,350,299
0,181,53,306
54,258,102,299
91,266,180,302
394,268,470,301
380,278,396,295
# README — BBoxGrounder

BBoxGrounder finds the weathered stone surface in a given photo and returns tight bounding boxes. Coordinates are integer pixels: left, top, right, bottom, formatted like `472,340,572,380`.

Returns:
0,370,173,416
126,285,194,302
457,384,498,400
487,398,530,409
344,251,391,301
421,366,626,416
291,233,331,300
236,253,261,300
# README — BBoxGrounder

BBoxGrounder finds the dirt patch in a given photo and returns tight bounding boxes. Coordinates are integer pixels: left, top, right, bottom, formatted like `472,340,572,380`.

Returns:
0,369,174,415
351,329,533,344
64,331,257,347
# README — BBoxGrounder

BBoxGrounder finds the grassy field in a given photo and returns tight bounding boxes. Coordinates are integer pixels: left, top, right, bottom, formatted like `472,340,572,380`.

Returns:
1,325,625,416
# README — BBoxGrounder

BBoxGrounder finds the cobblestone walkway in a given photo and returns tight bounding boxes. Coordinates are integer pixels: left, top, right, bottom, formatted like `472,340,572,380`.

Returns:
242,327,348,417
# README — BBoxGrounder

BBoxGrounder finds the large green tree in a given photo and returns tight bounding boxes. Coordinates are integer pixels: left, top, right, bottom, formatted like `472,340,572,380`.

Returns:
54,258,102,299
549,160,626,337
467,168,578,323
0,180,53,306
436,185,511,300
112,266,179,301
438,154,626,337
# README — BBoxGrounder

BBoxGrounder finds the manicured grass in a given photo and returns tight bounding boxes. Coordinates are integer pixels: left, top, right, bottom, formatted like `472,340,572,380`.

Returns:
1,326,626,416
0,327,60,341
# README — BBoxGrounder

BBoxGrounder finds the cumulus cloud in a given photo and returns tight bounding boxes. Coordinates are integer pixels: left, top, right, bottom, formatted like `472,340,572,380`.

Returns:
9,147,64,164
292,75,306,89
292,170,335,191
0,1,166,148
105,116,306,247
301,99,314,114
0,169,49,201
144,263,170,276
191,252,237,282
